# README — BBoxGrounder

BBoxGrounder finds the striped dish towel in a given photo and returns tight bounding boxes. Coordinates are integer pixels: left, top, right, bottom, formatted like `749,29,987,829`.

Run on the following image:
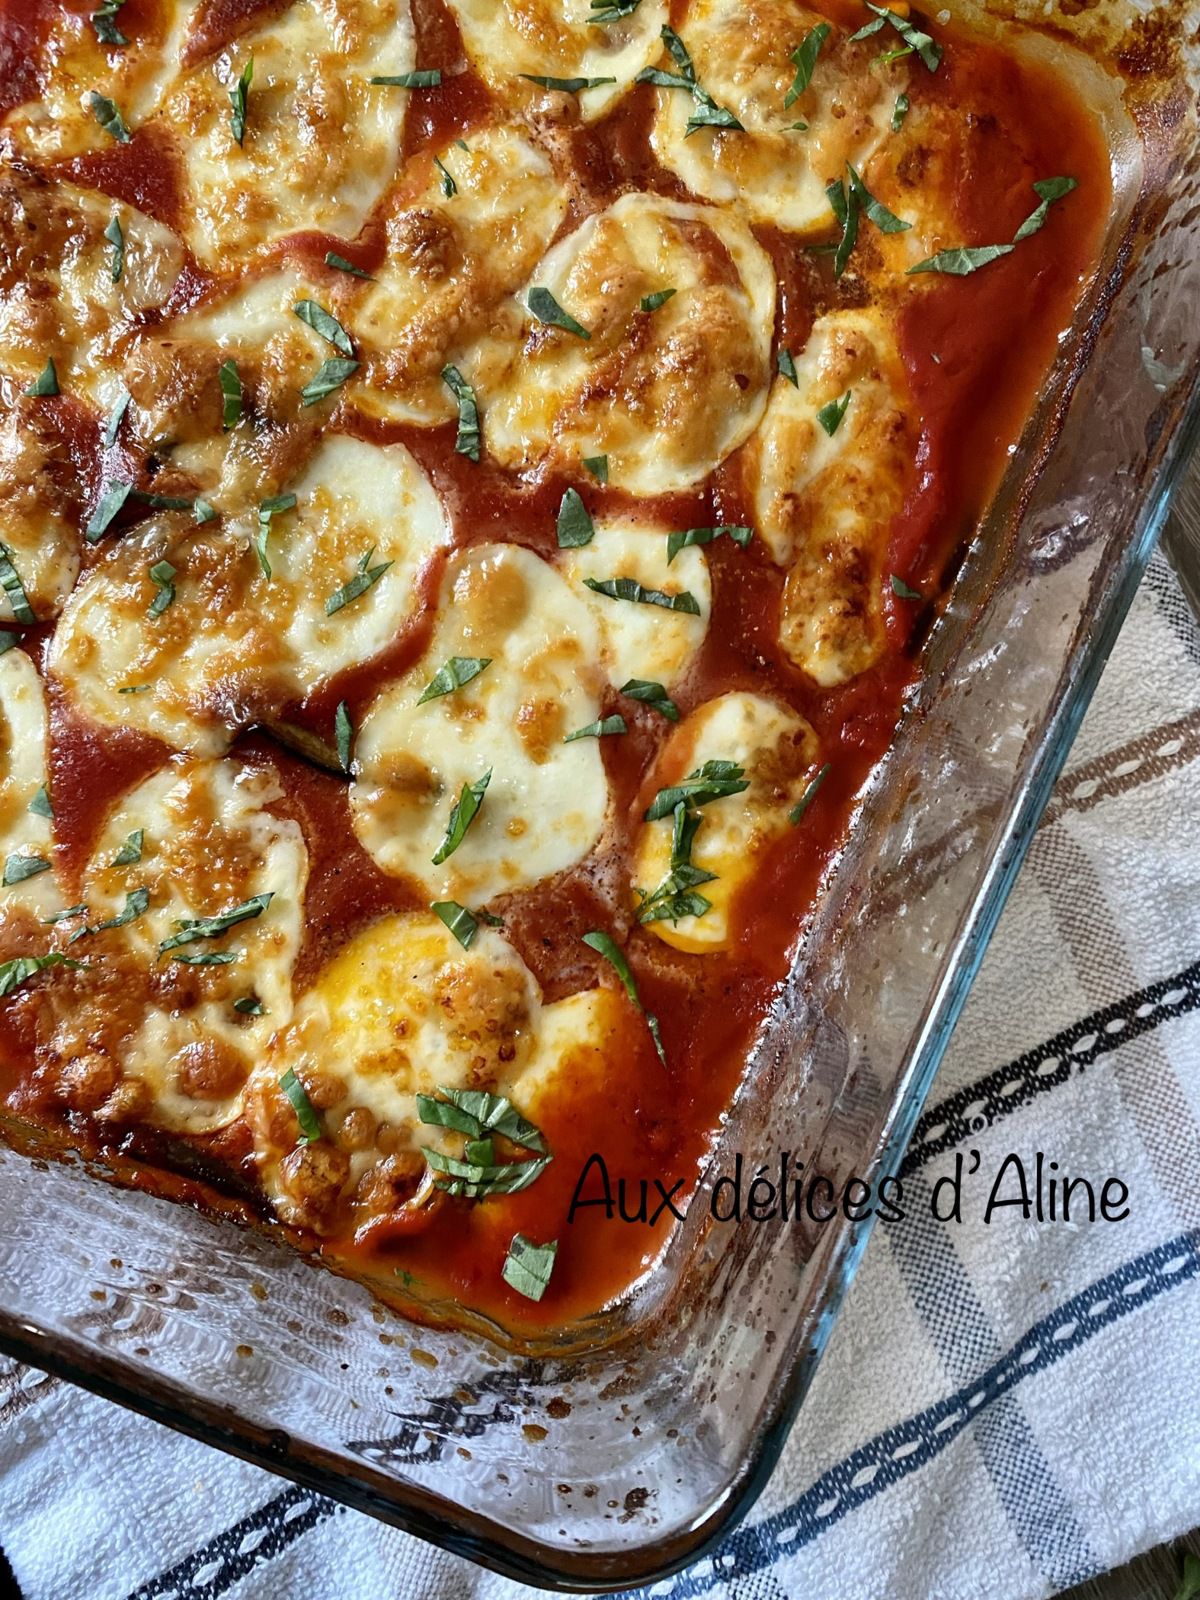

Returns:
1,541,1198,1600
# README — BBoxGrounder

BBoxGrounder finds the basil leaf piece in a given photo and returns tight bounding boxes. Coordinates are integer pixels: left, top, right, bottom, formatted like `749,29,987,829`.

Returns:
335,700,353,773
230,56,253,146
685,98,743,136
441,365,480,461
584,576,701,615
433,155,457,198
891,573,922,599
785,22,831,108
325,251,374,280
24,360,59,398
370,70,442,87
0,545,36,625
71,886,150,941
827,177,860,279
789,762,830,825
3,854,51,886
104,214,125,283
234,995,264,1015
417,656,491,704
193,498,217,524
665,524,752,564
636,67,695,90
325,548,392,616
423,1146,550,1199
645,758,749,821
527,287,591,340
131,490,193,512
907,244,1014,276
172,950,239,966
148,559,176,617
0,633,18,656
636,803,716,925
556,487,594,548
464,1137,495,1167
848,14,888,39
1012,175,1078,243
255,493,296,580
431,899,479,950
28,786,52,820
43,904,88,925
502,1234,558,1302
104,387,131,447
91,1,129,48
847,162,910,232
564,714,627,742
86,481,133,541
777,347,798,386
111,828,144,866
300,356,359,407
431,770,491,865
416,1086,547,1151
521,74,616,92
620,678,679,721
582,930,667,1067
588,0,642,20
293,300,354,357
862,2,941,72
0,953,83,997
156,891,273,955
639,287,676,312
280,1067,322,1144
89,91,131,142
218,359,243,429
583,454,608,482
816,389,853,436
892,92,910,130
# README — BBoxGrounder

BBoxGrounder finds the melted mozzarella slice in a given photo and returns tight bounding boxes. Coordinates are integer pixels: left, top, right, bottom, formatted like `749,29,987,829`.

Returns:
51,437,450,755
475,193,775,495
632,691,819,953
0,650,63,922
351,543,608,902
740,309,914,686
446,0,668,123
0,410,80,625
559,517,711,689
648,0,896,234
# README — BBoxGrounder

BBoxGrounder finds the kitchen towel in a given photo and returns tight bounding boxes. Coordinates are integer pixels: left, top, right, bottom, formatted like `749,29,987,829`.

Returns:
1,541,1198,1600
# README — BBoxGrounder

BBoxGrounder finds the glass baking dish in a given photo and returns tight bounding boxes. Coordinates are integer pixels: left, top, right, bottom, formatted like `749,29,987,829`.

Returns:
1,0,1199,1589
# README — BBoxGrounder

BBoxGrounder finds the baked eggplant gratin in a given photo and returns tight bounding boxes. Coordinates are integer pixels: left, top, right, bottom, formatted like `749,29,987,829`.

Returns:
0,0,1106,1329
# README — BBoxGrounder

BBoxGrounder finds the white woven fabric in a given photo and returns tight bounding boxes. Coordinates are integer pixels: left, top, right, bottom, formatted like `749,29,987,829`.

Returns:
1,548,1198,1600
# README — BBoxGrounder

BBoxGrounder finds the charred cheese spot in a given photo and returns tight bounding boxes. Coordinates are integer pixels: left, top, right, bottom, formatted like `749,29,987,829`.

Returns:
0,408,80,624
559,517,711,688
474,193,775,494
351,543,608,901
633,691,819,952
649,0,897,234
0,651,63,922
447,0,668,124
51,437,450,754
741,309,914,686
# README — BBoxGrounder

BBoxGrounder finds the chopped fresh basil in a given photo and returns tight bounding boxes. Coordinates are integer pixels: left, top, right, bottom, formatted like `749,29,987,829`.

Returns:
234,995,264,1015
157,891,273,955
660,24,698,79
255,493,296,580
777,347,798,386
111,828,144,866
431,770,490,865
857,2,942,72
1012,175,1078,242
299,356,359,407
104,387,131,447
827,177,860,279
325,251,374,280
908,244,1015,276
433,154,457,198
172,950,239,966
3,854,51,886
789,762,830,825
130,490,193,512
645,758,749,822
620,678,679,721
230,56,253,146
293,300,354,357
637,66,694,91
334,700,353,773
588,0,642,19
0,633,18,656
24,360,59,398
369,70,443,87
28,786,52,820
193,498,217,524
89,91,131,142
502,1234,558,1301
556,487,594,549
527,287,590,340
847,162,910,232
0,545,36,625
817,389,853,436
666,524,752,564
417,655,491,704
423,1145,550,1198
521,74,616,92
218,359,243,429
71,886,149,941
148,559,176,617
280,1067,322,1144
86,481,132,541
441,364,480,461
91,1,129,48
417,1086,547,1151
685,97,743,136
784,22,831,108
891,573,922,599
584,576,701,615
582,929,667,1067
583,454,609,482
891,91,910,130
0,953,83,997
637,26,742,139
43,905,88,925
639,287,676,312
635,802,716,926
431,899,479,949
102,214,125,285
564,714,627,742
325,547,392,615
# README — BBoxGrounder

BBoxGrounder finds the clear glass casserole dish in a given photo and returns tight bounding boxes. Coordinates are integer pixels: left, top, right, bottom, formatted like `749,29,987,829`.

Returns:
1,0,1199,1588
